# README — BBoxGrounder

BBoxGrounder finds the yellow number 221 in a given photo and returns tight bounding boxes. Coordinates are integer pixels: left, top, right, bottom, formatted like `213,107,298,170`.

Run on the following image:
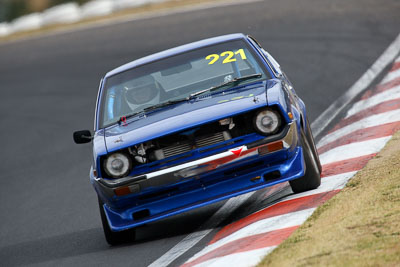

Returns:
206,49,247,65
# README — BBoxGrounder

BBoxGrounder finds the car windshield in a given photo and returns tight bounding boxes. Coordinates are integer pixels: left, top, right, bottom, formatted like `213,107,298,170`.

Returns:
99,39,270,128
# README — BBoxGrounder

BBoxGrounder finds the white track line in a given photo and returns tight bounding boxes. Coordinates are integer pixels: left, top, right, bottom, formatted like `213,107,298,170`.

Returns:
194,246,276,267
319,136,391,166
186,209,315,263
345,85,400,118
310,33,400,138
317,108,400,148
148,191,254,267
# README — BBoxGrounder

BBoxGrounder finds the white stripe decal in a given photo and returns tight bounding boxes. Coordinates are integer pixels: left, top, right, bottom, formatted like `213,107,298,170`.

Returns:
193,246,277,267
317,109,400,148
345,85,400,118
319,136,391,166
148,191,254,267
186,209,315,263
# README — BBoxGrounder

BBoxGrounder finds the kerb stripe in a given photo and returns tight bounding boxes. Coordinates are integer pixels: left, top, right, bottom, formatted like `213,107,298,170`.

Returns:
209,190,339,245
182,226,299,267
360,76,400,101
328,98,400,133
318,121,400,155
320,154,376,178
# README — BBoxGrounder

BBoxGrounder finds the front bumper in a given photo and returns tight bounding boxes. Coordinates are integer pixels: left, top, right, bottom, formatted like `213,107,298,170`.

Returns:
95,122,304,231
95,122,297,195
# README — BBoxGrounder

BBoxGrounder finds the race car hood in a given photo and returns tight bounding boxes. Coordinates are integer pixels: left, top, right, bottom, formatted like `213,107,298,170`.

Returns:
103,80,278,153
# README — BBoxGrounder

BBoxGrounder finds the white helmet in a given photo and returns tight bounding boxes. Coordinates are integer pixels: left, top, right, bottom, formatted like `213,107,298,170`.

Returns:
123,75,160,111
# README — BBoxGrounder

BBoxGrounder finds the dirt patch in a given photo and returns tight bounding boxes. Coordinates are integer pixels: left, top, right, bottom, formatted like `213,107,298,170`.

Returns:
259,131,400,266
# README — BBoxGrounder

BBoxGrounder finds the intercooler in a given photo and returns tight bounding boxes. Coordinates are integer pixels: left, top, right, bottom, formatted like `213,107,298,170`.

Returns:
152,131,231,160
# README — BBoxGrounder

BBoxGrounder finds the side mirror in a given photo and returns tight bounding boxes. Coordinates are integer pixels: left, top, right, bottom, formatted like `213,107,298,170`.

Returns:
73,130,93,144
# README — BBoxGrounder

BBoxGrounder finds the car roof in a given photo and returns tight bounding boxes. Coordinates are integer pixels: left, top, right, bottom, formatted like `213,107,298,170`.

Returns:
105,33,248,78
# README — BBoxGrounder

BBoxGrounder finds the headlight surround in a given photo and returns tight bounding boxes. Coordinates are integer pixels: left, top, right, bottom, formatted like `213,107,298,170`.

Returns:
253,108,281,135
104,152,132,178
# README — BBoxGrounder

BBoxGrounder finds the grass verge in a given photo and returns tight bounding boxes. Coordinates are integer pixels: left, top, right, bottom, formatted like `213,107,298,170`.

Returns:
0,0,229,43
258,131,400,266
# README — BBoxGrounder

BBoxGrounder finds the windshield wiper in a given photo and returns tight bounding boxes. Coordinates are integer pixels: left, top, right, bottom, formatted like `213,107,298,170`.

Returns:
143,97,189,112
189,73,263,98
118,110,144,125
117,98,188,125
116,74,262,126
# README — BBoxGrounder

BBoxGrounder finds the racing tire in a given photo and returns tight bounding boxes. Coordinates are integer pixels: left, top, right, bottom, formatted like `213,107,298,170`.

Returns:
98,197,136,245
289,129,321,193
304,119,322,174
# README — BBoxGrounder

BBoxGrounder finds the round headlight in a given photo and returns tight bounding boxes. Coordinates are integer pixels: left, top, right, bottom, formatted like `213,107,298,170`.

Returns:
254,109,281,135
104,152,132,178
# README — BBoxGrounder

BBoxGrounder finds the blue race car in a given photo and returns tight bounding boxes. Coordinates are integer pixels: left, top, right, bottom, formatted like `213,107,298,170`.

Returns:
73,33,321,245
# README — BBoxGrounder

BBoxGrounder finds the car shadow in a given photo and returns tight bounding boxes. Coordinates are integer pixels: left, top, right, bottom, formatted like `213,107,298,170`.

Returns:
0,185,293,266
0,202,222,266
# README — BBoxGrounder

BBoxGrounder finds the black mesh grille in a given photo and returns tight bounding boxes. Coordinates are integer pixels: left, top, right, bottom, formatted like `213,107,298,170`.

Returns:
155,131,230,160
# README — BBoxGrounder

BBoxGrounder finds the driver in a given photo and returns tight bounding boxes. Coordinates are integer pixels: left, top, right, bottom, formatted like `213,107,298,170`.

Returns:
123,75,161,112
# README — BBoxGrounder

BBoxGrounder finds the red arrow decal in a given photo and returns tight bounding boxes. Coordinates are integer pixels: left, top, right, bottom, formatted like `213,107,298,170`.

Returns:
231,147,243,156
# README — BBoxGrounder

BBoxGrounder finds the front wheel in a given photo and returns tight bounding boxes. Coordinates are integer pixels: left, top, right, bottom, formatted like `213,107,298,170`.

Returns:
289,130,321,193
98,198,136,245
305,118,322,174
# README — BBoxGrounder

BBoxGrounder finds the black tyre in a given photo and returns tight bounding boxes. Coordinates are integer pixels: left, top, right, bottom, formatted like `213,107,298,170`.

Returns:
304,119,322,174
98,198,136,245
289,129,321,193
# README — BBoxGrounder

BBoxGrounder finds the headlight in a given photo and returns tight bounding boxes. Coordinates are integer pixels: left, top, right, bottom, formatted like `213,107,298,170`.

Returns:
104,152,132,178
254,108,281,135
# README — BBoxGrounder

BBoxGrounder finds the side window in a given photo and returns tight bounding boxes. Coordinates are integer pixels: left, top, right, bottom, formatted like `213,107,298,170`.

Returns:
95,78,103,130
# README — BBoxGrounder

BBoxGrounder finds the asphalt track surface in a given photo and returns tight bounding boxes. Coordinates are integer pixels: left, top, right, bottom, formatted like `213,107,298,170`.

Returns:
0,0,399,266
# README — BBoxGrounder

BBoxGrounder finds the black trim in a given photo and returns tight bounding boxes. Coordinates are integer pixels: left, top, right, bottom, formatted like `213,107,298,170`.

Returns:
246,124,290,149
98,175,147,188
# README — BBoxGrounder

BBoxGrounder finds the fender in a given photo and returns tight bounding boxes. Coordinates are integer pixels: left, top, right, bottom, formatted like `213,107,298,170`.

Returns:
266,79,292,123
